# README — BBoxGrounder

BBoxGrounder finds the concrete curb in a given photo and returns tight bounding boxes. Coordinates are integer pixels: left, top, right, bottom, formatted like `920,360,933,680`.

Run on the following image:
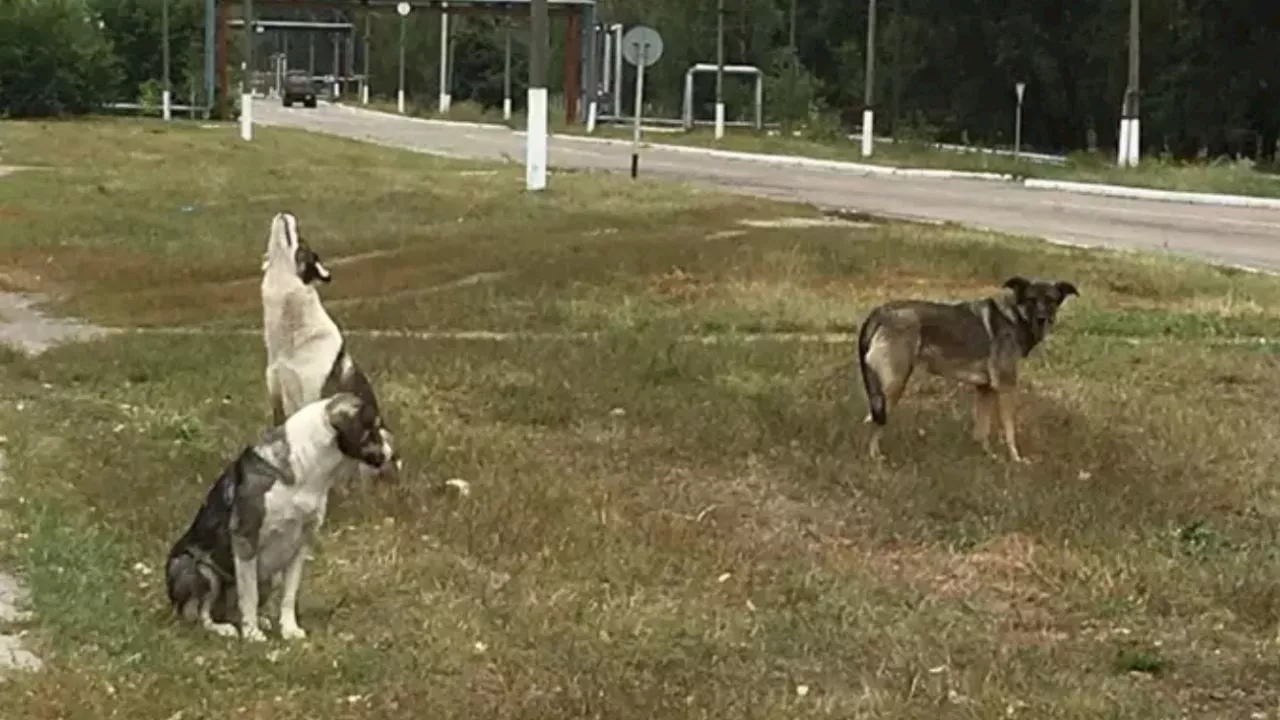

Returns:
325,102,1280,210
524,131,1017,182
1021,178,1280,210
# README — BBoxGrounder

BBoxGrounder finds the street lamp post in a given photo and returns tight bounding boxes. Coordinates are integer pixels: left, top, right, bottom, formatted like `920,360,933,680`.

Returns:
1014,81,1026,162
397,2,410,113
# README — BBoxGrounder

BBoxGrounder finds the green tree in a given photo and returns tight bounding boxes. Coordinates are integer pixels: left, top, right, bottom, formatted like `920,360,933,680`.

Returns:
0,0,121,117
88,0,205,104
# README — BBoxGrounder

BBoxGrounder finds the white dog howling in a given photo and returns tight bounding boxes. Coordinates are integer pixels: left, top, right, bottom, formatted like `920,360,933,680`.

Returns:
260,212,399,479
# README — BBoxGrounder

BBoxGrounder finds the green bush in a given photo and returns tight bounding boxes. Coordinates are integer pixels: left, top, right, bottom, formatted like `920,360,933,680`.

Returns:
0,0,120,117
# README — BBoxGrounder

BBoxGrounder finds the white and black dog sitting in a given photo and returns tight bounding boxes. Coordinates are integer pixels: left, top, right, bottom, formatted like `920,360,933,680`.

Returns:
260,211,399,481
165,392,396,641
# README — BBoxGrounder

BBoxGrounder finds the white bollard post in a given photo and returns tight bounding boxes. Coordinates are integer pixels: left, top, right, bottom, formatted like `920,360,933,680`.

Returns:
861,108,875,157
240,92,253,141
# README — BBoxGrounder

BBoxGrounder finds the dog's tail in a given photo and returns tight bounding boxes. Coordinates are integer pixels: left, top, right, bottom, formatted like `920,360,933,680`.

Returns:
857,310,888,426
165,551,209,621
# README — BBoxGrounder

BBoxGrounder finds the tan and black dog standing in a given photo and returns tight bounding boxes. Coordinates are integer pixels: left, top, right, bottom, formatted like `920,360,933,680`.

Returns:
856,276,1078,462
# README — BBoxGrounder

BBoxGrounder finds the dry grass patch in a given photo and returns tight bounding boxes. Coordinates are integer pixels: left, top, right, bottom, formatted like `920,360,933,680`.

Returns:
0,119,1279,718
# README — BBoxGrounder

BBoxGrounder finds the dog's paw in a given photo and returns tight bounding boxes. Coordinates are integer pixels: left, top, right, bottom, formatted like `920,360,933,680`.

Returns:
241,625,268,643
280,624,308,641
207,622,239,638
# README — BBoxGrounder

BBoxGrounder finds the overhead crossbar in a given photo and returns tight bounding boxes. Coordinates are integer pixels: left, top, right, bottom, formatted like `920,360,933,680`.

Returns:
227,19,354,30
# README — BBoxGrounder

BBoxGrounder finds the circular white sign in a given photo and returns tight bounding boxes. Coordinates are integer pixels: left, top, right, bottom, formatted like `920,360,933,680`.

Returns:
396,2,411,16
621,25,664,68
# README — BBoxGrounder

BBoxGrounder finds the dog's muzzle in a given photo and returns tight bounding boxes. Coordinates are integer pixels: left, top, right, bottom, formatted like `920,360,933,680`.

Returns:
361,429,399,472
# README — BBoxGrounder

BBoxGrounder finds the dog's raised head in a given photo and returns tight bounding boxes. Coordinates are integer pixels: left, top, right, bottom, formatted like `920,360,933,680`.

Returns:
325,392,398,470
262,212,332,285
1001,276,1078,346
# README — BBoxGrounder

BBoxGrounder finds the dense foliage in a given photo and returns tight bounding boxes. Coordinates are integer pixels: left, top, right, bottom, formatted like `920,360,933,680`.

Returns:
0,0,121,118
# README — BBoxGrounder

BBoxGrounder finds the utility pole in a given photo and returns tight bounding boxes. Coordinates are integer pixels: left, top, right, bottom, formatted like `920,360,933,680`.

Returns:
1118,0,1140,167
526,0,549,191
307,13,316,78
162,0,171,120
891,0,902,133
240,0,254,141
789,0,796,48
503,22,513,121
788,0,797,131
438,5,451,113
397,2,409,113
861,0,877,157
715,0,725,140
362,13,371,104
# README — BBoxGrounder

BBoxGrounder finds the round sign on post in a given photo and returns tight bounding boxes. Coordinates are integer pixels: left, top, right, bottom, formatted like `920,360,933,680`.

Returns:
621,25,663,67
396,1,411,16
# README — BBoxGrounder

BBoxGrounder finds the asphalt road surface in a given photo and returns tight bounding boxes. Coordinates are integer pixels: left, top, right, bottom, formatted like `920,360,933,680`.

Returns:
255,101,1280,273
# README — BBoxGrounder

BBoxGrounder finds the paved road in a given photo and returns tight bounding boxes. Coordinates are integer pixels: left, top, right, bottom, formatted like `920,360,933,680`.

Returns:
255,101,1280,272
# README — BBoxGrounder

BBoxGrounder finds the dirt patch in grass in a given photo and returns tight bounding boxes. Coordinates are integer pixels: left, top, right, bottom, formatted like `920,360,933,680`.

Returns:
0,119,1279,718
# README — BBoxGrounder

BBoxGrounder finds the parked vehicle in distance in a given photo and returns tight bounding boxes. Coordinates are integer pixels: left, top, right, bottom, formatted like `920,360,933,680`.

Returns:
282,72,317,108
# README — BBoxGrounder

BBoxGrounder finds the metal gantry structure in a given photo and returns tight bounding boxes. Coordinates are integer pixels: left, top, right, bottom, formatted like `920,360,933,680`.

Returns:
205,0,598,123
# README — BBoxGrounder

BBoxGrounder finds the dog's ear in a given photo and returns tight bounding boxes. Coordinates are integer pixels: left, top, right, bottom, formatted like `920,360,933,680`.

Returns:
1002,276,1031,300
1055,281,1079,300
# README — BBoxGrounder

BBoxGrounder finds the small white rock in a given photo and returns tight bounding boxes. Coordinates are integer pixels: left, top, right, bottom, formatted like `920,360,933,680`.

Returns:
444,478,471,496
795,684,809,697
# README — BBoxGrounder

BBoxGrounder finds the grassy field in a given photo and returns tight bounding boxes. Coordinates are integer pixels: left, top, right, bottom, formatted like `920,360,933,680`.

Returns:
363,97,1280,200
1,118,1280,718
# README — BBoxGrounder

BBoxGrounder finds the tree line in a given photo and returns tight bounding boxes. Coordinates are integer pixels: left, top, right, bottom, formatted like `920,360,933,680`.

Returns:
3,0,1277,163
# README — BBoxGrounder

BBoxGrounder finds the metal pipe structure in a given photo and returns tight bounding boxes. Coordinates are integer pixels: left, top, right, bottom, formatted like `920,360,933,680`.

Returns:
682,64,763,131
564,10,580,124
612,23,622,117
